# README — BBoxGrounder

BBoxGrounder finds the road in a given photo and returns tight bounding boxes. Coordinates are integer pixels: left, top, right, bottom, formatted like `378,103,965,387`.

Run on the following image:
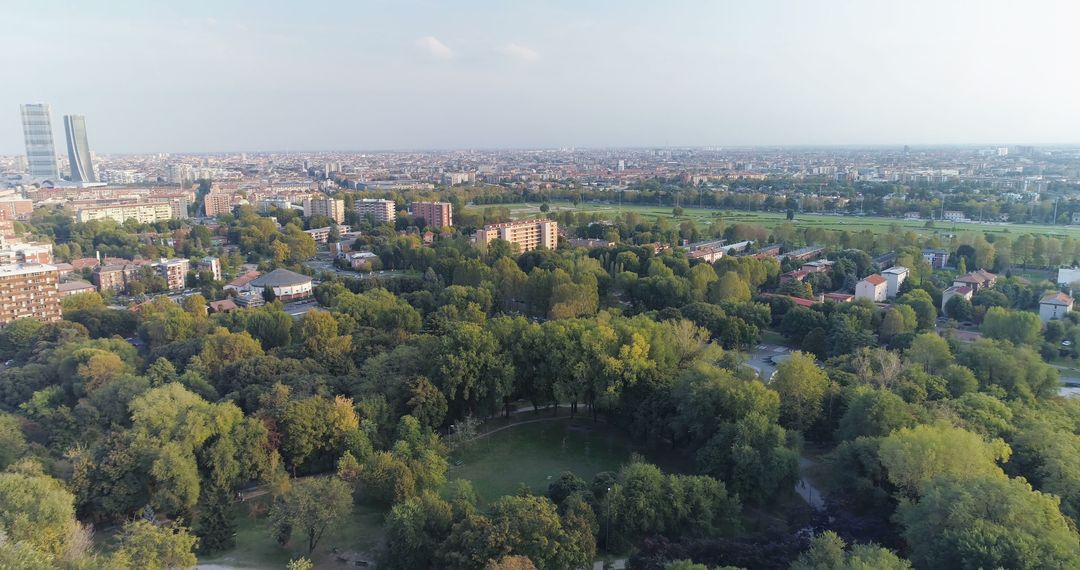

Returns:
282,299,320,318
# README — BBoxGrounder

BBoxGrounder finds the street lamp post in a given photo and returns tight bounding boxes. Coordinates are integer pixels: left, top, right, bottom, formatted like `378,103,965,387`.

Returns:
605,487,611,552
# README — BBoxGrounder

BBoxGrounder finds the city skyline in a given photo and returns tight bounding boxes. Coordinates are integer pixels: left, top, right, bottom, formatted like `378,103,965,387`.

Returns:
4,1,1080,154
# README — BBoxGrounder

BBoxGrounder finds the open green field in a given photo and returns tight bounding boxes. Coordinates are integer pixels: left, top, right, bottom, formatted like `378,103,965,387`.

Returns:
196,494,385,569
450,417,686,504
472,201,1080,240
197,417,674,568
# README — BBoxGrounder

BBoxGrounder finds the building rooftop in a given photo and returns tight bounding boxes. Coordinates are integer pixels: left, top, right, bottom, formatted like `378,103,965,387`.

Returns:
882,266,909,275
58,280,95,293
862,274,887,286
0,263,57,276
1041,292,1074,306
250,268,311,288
226,270,262,287
481,219,554,230
945,285,973,295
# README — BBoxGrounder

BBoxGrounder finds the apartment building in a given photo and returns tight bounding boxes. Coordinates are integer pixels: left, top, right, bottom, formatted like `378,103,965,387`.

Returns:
305,225,351,244
355,199,397,224
475,219,558,253
0,244,53,265
154,258,190,291
0,199,34,220
196,256,221,281
93,263,145,292
74,203,176,224
0,263,61,325
409,201,453,228
304,197,346,224
204,192,235,217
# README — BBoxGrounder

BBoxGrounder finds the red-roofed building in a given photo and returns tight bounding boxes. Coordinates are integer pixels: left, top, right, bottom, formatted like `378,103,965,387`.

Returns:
855,274,888,302
1040,292,1074,322
779,269,811,284
941,285,973,314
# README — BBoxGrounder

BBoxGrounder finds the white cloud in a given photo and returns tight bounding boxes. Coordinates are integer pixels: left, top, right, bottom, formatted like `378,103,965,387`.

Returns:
415,36,453,60
500,42,540,63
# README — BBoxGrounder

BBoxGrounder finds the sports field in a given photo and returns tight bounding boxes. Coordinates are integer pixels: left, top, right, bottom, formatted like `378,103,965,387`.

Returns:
471,201,1080,240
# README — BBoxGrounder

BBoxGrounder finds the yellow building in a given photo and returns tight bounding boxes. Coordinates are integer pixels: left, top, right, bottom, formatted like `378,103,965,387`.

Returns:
475,219,558,253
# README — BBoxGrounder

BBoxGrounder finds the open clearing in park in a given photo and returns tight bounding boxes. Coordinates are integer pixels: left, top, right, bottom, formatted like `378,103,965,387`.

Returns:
198,416,676,569
471,201,1080,240
451,416,686,504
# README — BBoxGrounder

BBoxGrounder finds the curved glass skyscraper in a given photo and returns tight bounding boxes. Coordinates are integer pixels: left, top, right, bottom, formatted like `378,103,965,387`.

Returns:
20,103,59,179
63,115,97,183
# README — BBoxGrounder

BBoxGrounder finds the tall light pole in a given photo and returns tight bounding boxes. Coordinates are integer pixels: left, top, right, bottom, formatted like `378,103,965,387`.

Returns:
605,487,611,553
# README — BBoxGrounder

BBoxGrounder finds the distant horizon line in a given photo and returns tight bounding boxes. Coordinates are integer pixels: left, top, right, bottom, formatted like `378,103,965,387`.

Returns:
5,142,1080,157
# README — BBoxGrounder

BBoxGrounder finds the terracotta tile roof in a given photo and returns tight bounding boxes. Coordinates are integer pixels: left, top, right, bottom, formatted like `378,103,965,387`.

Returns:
863,274,887,286
1041,292,1074,306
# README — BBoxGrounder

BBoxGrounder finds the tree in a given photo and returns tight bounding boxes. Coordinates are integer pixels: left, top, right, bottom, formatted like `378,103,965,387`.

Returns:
897,474,1080,570
697,413,798,504
548,472,588,506
878,422,1010,497
486,555,538,570
269,477,353,553
0,414,27,470
0,318,43,360
878,305,917,342
0,465,79,559
489,495,587,570
298,310,353,373
771,352,829,432
407,377,449,430
262,284,277,303
287,558,314,570
903,332,952,375
897,290,936,331
194,483,236,554
981,307,1043,346
709,272,752,304
790,531,910,570
835,386,915,441
381,491,455,569
113,519,198,570
944,294,974,321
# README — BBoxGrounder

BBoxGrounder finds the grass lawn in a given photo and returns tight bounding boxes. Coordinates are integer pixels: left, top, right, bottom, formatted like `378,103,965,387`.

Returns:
473,200,1080,240
449,416,687,504
196,417,675,568
197,494,385,570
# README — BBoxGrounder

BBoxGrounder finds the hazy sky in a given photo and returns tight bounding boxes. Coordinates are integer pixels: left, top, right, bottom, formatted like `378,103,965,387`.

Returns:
4,0,1080,153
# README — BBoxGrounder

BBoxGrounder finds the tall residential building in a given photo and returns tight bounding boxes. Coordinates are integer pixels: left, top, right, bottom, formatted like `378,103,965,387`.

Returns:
20,104,59,179
196,256,221,281
409,201,453,228
356,198,397,224
0,263,61,325
304,197,346,224
204,192,234,217
63,115,97,183
475,219,558,253
154,258,190,291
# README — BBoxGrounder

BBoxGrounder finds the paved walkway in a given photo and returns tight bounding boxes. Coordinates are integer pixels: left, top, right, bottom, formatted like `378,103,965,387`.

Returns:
795,455,826,511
